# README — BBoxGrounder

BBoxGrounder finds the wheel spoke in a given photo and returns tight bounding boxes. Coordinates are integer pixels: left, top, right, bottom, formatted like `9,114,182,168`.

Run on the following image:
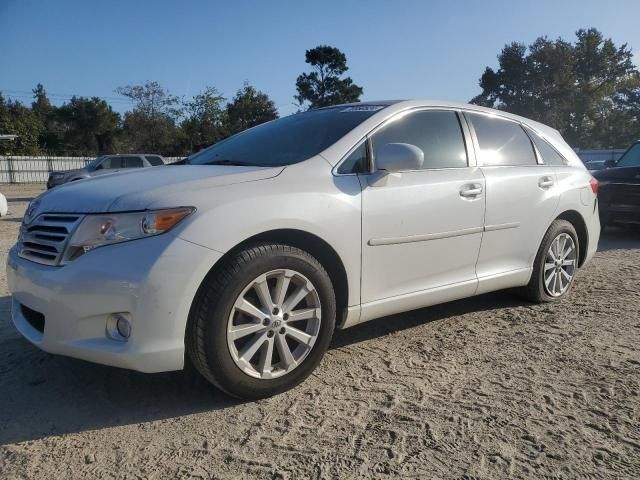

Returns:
286,307,319,322
556,271,563,293
257,337,275,375
560,268,572,282
545,270,555,288
229,322,265,340
275,333,295,369
238,331,269,363
562,259,576,267
544,262,555,272
254,276,274,311
282,284,311,313
285,325,313,345
235,298,266,320
562,243,574,260
273,271,292,307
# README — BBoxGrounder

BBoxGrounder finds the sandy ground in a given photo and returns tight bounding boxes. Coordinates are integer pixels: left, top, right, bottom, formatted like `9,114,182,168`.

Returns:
0,184,639,479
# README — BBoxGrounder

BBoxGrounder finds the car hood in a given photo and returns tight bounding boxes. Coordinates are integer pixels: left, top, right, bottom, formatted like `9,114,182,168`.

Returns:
34,165,284,213
594,165,640,185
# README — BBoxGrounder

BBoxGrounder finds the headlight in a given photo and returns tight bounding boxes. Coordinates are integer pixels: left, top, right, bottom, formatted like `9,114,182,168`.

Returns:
62,207,194,263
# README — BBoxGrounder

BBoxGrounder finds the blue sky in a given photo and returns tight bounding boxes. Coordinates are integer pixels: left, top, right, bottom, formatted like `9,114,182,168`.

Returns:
1,0,639,116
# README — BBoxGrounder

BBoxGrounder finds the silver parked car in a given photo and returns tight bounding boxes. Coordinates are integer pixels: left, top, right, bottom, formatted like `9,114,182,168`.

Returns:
46,154,165,189
10,101,600,399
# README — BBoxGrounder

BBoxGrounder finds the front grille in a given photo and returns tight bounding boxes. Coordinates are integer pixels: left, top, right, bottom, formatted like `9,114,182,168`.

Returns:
20,303,45,332
18,213,84,266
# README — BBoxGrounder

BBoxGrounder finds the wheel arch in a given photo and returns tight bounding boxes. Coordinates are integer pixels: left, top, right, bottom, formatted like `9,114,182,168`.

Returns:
193,228,350,325
554,210,589,267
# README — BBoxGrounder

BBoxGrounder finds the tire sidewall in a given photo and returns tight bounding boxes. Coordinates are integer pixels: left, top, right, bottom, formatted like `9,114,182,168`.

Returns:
204,247,336,398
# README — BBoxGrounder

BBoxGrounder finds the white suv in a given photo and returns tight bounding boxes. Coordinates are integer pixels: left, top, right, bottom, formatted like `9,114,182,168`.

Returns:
7,101,600,399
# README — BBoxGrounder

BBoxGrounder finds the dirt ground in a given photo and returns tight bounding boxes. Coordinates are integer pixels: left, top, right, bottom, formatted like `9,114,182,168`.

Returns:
0,184,639,479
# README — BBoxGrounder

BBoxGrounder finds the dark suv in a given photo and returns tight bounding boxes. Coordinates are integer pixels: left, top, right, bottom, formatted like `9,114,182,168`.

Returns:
594,141,640,227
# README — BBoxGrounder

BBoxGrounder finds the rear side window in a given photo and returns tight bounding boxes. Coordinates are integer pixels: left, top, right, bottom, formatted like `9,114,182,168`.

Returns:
338,142,367,174
618,143,640,167
123,156,144,168
371,110,468,169
468,113,537,166
145,155,164,166
525,127,566,165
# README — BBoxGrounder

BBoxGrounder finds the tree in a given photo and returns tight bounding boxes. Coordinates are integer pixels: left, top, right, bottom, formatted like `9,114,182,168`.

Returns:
224,83,278,135
181,86,225,150
0,94,43,155
471,28,640,148
56,96,121,154
295,45,363,109
116,81,182,153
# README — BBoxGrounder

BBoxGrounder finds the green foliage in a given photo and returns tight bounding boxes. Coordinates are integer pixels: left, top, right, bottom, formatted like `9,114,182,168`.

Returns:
0,94,43,155
57,97,121,154
224,83,278,135
295,45,363,109
181,86,226,150
115,81,184,154
471,28,640,148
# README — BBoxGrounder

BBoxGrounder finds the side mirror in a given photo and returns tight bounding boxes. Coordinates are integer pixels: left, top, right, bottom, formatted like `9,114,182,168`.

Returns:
604,159,616,169
376,143,424,172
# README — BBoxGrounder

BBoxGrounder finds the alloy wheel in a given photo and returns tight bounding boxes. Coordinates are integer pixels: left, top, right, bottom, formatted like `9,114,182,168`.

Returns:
226,269,322,379
543,233,577,297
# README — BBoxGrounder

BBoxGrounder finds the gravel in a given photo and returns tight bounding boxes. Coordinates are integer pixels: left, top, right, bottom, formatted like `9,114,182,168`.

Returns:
1,184,639,479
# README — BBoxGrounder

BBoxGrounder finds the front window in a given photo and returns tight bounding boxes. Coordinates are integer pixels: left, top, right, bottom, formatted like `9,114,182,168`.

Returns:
188,106,385,167
617,143,640,167
86,155,106,170
370,110,468,169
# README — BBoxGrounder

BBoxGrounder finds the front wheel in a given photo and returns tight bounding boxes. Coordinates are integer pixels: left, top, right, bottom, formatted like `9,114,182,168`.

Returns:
521,220,579,303
186,244,336,399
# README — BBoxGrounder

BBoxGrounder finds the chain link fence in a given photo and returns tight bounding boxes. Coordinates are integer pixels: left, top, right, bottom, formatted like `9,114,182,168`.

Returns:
0,156,183,184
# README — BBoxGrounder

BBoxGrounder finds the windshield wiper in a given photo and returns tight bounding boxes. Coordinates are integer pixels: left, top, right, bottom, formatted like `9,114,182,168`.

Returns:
203,159,262,167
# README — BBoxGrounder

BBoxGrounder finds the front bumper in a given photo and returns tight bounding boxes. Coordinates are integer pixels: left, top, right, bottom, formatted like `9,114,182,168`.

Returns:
7,233,222,373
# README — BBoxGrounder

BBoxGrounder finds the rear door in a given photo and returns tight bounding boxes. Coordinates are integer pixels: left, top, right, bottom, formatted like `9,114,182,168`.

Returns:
360,109,485,304
466,112,560,280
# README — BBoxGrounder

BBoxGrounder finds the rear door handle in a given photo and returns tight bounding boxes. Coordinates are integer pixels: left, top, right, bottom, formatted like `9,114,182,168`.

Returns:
460,183,483,198
538,176,554,189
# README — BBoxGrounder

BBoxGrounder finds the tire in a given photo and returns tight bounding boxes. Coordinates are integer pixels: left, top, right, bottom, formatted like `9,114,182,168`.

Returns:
186,243,336,399
520,220,580,303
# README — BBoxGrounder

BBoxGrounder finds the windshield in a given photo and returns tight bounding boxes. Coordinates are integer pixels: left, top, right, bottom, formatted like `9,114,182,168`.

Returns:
188,106,385,167
86,155,106,170
617,143,640,167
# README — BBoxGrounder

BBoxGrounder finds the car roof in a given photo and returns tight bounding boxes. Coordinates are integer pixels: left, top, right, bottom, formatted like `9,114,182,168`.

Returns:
318,99,580,167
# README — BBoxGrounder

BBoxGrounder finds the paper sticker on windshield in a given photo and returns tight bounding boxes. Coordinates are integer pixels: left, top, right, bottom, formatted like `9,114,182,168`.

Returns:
340,105,385,112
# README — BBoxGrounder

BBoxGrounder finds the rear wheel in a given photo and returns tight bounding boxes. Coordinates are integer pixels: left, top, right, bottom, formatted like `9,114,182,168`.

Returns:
186,244,336,399
521,220,579,303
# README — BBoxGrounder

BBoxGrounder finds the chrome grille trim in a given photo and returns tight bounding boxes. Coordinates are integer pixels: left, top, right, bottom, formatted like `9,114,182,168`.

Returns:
18,213,84,266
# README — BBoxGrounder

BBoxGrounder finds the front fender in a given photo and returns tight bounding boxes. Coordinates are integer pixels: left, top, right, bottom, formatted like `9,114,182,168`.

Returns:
174,157,363,306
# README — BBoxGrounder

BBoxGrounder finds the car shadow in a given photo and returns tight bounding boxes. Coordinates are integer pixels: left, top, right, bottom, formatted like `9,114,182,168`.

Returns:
0,289,527,445
6,196,36,203
597,226,640,252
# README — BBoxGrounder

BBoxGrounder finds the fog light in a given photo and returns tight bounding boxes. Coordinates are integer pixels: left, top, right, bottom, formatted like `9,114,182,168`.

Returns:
116,316,131,338
106,313,132,342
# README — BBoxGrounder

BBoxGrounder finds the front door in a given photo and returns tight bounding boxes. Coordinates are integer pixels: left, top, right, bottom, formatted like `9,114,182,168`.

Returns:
360,109,485,305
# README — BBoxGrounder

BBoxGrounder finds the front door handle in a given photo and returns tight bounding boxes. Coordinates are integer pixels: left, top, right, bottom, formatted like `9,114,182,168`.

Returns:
538,176,554,189
460,183,483,198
